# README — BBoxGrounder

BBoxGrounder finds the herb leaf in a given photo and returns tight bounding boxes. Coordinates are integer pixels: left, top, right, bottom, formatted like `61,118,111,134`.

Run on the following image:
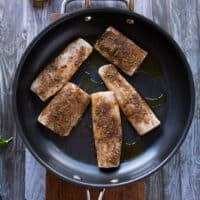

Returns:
0,136,13,147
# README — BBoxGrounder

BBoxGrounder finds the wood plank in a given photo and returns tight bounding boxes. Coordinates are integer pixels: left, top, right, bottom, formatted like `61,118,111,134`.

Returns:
25,150,46,200
22,1,50,200
46,172,144,200
0,0,27,199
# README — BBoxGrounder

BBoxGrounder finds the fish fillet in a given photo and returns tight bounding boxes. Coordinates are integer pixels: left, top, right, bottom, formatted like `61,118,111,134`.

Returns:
38,82,90,136
31,38,93,101
95,26,148,76
99,64,160,135
91,91,122,168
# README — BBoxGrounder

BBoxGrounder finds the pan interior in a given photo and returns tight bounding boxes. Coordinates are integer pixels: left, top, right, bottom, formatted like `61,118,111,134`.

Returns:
15,9,194,187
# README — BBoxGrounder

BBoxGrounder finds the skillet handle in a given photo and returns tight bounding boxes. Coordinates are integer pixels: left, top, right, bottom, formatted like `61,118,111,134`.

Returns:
61,0,134,13
86,188,106,200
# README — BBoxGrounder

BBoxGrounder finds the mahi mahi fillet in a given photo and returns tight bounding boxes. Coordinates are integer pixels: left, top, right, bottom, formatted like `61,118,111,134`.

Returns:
95,26,147,76
91,91,122,168
38,82,90,136
99,64,160,135
31,38,93,101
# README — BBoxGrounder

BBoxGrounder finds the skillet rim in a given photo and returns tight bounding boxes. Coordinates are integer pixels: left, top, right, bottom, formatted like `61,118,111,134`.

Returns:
13,8,195,188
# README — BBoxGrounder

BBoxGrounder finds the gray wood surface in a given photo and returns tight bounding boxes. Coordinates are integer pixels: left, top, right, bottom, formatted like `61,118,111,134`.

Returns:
0,0,199,199
0,1,26,200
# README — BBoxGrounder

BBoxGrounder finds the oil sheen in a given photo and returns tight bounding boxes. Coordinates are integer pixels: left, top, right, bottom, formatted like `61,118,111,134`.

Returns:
138,53,162,79
77,50,107,94
145,93,167,108
78,71,104,94
121,142,144,161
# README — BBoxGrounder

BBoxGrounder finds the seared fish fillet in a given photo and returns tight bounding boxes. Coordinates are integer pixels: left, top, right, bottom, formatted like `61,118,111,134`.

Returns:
95,26,148,76
31,38,93,101
38,82,90,136
99,64,160,135
91,91,122,168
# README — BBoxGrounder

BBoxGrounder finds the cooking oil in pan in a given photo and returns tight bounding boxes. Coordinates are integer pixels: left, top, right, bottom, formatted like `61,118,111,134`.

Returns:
79,71,104,94
145,93,167,108
77,50,107,94
138,53,162,79
121,142,144,161
139,53,166,108
83,49,108,69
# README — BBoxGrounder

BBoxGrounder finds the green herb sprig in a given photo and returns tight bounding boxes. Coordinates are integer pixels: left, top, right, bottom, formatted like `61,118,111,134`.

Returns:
0,136,13,147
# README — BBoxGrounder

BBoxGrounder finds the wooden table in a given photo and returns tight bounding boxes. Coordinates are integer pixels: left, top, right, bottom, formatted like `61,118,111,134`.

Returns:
0,0,199,199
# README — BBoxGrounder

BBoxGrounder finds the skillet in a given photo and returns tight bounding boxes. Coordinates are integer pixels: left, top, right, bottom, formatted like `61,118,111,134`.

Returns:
13,0,195,189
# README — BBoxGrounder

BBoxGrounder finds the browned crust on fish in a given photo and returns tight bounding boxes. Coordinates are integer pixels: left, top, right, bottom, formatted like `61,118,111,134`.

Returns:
95,26,148,76
38,82,90,136
91,91,122,168
99,64,160,135
31,38,93,101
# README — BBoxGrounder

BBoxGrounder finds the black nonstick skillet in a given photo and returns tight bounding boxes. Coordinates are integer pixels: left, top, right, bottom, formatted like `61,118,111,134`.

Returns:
13,0,195,191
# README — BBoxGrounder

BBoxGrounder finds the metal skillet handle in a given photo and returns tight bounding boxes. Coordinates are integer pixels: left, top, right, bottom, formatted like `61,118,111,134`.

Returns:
60,0,134,199
61,0,134,13
86,188,106,200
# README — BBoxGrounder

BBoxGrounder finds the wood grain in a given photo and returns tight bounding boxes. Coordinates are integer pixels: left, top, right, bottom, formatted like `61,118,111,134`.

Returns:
22,1,49,200
0,1,27,199
25,150,45,200
0,0,48,200
46,172,144,200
